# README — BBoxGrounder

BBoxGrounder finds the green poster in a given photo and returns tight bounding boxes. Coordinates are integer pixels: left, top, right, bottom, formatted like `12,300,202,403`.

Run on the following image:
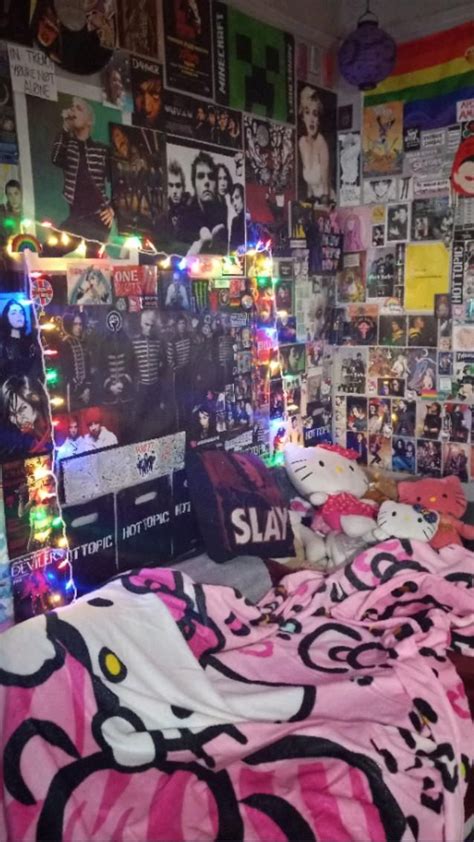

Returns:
213,1,295,125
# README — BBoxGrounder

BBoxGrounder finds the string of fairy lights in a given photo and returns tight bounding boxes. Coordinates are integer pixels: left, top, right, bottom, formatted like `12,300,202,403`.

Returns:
12,221,280,612
7,216,273,268
26,300,77,609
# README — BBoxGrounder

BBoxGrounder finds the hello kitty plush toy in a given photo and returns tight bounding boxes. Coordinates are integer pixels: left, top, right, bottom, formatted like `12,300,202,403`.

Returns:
373,501,440,543
285,443,379,543
398,475,474,549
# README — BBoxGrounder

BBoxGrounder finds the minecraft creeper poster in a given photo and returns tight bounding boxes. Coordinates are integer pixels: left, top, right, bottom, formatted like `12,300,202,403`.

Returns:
213,1,295,125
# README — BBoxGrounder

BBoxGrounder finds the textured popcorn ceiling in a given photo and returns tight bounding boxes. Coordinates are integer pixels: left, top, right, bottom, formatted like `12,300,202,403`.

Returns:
339,0,473,39
233,0,473,46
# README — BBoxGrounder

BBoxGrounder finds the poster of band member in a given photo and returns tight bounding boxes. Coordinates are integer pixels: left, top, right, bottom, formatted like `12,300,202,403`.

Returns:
0,43,18,164
26,92,121,251
165,137,245,254
163,91,242,149
54,405,121,461
0,163,23,247
167,309,252,447
163,0,213,98
0,291,52,464
130,56,164,131
366,245,403,299
118,0,159,59
213,2,295,125
110,123,166,238
244,116,295,234
297,82,337,204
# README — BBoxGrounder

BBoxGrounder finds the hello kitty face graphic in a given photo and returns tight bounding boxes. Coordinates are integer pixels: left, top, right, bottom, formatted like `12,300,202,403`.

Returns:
373,501,440,543
284,443,369,506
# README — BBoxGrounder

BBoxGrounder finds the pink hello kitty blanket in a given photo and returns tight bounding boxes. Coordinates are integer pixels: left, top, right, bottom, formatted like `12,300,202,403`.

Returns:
1,539,473,842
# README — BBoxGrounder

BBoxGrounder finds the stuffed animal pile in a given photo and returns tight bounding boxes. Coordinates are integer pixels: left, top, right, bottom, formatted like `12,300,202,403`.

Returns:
283,443,474,571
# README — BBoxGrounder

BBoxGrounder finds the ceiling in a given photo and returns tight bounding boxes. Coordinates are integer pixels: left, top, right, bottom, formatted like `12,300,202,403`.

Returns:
339,0,474,40
233,0,473,46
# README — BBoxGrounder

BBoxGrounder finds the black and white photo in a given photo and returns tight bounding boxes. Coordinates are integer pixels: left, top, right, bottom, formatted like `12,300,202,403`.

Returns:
165,137,245,254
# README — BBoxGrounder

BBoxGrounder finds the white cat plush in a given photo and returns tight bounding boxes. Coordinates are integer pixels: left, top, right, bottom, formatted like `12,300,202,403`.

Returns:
373,501,440,542
285,443,378,534
284,443,379,570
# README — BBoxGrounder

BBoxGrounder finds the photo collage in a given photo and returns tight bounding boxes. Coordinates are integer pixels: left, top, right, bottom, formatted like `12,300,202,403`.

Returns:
332,105,474,482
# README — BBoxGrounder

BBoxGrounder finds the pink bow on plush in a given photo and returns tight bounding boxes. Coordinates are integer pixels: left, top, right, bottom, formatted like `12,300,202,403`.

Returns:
318,443,359,461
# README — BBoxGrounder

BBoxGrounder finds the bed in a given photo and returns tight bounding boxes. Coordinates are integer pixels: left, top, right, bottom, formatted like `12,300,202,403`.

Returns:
1,537,473,841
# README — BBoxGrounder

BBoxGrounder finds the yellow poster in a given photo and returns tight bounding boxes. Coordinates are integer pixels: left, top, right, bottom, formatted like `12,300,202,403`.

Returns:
405,242,449,311
363,101,403,177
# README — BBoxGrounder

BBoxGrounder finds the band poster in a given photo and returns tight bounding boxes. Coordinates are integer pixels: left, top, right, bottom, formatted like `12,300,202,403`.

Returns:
118,0,159,59
31,264,254,455
163,0,213,99
244,116,295,232
163,90,243,149
26,91,121,251
165,136,245,255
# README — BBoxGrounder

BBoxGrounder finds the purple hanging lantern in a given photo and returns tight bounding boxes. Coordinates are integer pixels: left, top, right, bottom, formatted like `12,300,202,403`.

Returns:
338,2,397,91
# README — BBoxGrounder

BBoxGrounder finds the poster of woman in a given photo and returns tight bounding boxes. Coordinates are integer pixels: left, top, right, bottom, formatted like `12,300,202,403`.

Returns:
297,81,337,204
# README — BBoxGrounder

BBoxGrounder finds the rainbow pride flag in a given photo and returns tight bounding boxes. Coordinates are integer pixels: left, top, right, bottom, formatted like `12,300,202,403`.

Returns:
364,21,474,130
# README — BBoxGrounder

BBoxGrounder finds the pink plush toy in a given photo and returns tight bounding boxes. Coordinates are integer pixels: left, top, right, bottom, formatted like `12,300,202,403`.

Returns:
398,475,474,550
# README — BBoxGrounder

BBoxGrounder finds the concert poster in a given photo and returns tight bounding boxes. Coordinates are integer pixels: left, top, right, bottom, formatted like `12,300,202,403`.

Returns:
163,0,213,98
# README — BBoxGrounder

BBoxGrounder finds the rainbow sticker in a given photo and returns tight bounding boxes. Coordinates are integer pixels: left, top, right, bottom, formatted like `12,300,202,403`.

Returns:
10,234,42,253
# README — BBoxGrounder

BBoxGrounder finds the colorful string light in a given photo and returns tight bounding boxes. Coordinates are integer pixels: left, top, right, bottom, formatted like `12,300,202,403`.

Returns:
11,228,275,619
7,220,273,269
29,291,77,612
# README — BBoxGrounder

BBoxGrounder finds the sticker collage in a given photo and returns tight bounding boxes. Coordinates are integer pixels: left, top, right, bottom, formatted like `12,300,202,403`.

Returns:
333,90,474,483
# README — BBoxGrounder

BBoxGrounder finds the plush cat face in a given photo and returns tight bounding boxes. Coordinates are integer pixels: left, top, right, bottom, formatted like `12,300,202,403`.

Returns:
376,501,440,542
284,443,369,506
399,475,467,518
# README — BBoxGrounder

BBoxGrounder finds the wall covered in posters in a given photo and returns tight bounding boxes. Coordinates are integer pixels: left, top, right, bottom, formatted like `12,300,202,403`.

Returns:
332,20,474,489
0,0,340,623
4,5,472,625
